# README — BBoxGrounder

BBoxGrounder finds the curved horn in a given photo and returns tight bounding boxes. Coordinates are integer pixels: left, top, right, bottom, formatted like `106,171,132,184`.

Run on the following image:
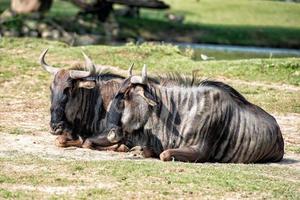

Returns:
128,63,134,77
82,51,96,74
141,64,147,84
69,70,91,79
39,49,59,75
69,52,96,79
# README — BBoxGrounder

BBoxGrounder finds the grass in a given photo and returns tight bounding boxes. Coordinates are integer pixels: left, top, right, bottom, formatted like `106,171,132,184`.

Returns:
117,0,300,48
0,154,299,199
286,145,300,154
1,0,300,48
0,37,299,199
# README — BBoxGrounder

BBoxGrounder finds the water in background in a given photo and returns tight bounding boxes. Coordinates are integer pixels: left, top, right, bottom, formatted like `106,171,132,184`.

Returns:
177,43,300,61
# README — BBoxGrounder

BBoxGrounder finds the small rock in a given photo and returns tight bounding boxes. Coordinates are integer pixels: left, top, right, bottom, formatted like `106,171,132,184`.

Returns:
21,26,30,34
51,29,60,39
41,30,52,39
29,30,39,37
74,34,102,46
24,19,38,30
37,23,48,32
3,30,20,37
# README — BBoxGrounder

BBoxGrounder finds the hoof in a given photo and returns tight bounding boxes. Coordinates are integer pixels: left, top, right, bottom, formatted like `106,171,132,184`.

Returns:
130,146,143,152
55,135,82,148
55,135,67,147
159,150,173,161
142,148,154,158
116,144,130,152
82,139,93,149
129,146,153,158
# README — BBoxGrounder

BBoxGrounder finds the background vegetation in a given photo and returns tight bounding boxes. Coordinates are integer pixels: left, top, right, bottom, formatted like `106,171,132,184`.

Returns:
1,0,300,47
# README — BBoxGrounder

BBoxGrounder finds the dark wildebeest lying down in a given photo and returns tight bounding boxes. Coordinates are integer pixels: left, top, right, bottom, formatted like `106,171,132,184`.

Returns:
40,49,198,151
106,65,284,163
40,49,129,151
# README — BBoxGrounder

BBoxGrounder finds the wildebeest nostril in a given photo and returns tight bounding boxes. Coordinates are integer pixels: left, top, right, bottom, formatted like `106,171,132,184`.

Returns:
49,121,64,135
50,122,56,128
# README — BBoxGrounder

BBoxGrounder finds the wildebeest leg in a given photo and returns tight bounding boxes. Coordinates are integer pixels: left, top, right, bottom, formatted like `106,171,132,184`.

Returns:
55,131,82,148
130,146,156,158
82,135,129,152
94,144,129,152
159,146,209,162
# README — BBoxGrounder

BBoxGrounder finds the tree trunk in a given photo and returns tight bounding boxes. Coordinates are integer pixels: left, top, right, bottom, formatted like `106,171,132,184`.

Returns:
11,0,53,14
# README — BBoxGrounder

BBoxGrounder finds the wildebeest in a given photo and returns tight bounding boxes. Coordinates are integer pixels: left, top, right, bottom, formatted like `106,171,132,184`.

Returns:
106,65,284,163
40,49,198,151
40,49,130,151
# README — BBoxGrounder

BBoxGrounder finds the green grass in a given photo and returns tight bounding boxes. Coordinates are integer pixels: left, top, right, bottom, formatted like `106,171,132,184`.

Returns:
0,155,298,199
286,145,300,154
163,0,300,28
117,0,300,48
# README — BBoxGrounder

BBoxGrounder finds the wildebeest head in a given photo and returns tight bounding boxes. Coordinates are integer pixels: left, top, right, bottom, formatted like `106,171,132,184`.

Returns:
40,49,97,135
106,65,157,143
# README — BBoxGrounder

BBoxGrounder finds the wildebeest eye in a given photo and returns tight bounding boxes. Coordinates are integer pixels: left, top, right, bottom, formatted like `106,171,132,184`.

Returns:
63,87,70,95
61,88,70,102
113,93,125,111
117,99,124,110
115,92,125,100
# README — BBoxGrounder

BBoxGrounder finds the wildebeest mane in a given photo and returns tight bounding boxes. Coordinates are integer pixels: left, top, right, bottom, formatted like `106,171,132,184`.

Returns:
157,72,202,86
69,63,202,86
199,80,251,105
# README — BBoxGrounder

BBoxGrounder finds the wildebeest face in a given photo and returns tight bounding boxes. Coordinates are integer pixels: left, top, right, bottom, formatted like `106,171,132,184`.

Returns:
122,85,156,132
107,65,157,142
40,49,96,135
49,70,74,135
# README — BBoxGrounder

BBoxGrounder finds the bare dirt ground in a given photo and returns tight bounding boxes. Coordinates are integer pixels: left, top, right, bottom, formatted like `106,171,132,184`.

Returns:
0,92,299,167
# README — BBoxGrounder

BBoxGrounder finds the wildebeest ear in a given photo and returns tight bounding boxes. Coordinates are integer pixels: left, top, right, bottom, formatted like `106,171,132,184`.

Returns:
130,64,148,85
137,89,157,106
77,80,96,89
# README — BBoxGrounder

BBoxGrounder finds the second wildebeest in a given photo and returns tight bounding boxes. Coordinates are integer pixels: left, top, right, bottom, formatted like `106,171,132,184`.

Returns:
106,66,284,163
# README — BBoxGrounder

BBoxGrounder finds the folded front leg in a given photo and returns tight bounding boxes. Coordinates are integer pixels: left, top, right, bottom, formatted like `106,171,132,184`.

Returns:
159,146,209,163
82,135,129,152
86,143,129,152
55,131,82,148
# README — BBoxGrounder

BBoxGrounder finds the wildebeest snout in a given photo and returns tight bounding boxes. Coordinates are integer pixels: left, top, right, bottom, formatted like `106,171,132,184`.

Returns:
50,121,64,135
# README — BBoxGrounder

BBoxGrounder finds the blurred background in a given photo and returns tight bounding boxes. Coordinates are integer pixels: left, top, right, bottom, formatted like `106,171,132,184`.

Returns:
1,0,300,60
